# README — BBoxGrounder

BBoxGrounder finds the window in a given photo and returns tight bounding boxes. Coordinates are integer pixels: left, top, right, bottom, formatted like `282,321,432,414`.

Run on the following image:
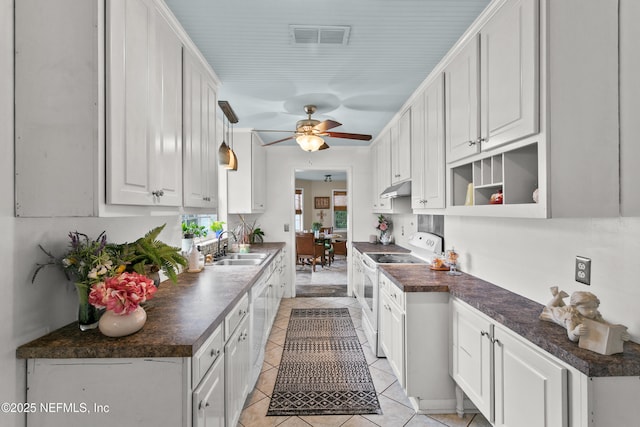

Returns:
333,190,347,231
294,188,303,232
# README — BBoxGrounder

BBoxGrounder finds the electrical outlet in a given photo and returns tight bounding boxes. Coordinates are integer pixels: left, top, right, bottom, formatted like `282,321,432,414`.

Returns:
284,224,289,232
575,256,591,285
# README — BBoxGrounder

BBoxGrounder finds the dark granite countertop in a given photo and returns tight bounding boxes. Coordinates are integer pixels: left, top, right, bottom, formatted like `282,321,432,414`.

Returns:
16,243,285,360
379,264,640,377
352,241,410,253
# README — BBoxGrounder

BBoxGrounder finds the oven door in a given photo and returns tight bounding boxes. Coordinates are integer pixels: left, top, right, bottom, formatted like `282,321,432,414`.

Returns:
361,255,379,328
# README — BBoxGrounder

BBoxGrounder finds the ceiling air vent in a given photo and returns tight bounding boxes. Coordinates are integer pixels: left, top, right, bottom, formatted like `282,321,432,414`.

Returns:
290,25,351,45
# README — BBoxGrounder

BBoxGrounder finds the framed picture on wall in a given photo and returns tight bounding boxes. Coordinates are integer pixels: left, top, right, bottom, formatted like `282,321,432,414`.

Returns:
314,197,330,209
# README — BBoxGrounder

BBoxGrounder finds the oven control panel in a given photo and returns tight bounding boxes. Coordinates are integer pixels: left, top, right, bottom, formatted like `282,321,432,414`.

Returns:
407,232,443,257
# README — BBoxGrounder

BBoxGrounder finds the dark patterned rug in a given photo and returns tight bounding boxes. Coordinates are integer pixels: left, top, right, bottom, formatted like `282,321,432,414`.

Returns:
267,308,382,416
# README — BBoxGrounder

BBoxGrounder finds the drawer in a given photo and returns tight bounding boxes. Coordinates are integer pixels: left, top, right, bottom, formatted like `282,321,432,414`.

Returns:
225,293,249,341
192,323,223,387
380,273,405,311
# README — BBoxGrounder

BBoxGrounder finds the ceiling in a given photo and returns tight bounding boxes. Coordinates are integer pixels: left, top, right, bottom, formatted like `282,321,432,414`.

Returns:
295,170,347,182
164,0,490,148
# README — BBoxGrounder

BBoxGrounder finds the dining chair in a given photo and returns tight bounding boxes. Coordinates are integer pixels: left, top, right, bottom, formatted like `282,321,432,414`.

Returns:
332,240,347,262
295,233,325,272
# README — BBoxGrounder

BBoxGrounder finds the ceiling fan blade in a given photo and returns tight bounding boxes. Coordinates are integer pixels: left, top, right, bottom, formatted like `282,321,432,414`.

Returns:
325,131,372,141
253,129,296,133
313,120,341,133
263,135,295,146
318,142,330,150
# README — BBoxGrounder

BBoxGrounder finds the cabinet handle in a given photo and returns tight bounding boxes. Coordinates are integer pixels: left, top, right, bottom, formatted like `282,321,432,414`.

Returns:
199,400,210,410
210,348,219,357
151,190,164,197
481,330,490,338
492,338,502,346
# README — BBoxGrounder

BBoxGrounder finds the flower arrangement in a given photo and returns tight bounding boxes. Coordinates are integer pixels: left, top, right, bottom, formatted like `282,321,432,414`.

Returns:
88,272,157,315
33,224,186,331
376,215,391,233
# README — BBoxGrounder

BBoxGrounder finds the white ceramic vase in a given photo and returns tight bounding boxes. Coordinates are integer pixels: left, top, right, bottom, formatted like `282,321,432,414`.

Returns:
98,306,147,337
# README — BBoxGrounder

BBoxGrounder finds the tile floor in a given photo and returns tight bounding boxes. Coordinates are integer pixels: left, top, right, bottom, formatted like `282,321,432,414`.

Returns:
238,296,491,427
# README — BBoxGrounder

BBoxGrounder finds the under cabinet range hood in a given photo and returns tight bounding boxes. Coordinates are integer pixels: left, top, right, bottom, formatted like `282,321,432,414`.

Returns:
380,181,411,199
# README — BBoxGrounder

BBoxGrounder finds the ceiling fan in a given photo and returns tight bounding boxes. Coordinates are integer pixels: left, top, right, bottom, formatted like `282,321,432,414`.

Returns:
256,105,372,152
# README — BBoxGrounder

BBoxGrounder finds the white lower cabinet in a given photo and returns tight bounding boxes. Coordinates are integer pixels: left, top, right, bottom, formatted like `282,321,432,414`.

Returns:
193,349,225,427
378,272,456,413
225,302,250,427
450,297,567,426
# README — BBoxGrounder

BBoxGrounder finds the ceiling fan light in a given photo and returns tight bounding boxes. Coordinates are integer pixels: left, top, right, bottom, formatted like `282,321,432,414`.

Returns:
218,141,230,165
296,134,324,152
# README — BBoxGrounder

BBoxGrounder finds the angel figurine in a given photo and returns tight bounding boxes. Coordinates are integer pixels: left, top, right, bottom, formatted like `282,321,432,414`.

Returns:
540,287,630,344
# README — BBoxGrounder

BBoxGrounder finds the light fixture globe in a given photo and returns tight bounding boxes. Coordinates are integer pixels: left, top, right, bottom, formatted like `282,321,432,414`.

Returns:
296,134,324,152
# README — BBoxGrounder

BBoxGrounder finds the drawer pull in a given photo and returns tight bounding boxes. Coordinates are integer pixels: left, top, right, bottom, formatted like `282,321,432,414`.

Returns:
210,348,219,357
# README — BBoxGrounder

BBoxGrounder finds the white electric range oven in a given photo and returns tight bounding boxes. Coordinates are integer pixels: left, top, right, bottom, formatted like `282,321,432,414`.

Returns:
360,232,443,357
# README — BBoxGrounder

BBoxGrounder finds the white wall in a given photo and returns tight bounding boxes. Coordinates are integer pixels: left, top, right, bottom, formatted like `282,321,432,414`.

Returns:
262,145,371,296
295,179,347,231
446,216,640,342
1,3,183,424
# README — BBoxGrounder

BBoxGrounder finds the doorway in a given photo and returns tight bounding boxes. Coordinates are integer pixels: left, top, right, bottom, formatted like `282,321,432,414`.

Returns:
293,169,349,297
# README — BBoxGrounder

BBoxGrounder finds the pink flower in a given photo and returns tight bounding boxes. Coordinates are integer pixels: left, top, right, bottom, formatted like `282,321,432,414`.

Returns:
379,223,388,231
89,272,157,315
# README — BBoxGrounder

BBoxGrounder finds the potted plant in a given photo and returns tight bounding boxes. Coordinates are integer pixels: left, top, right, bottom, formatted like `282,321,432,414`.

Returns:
181,221,208,253
250,227,265,244
109,224,187,285
312,222,323,238
210,220,226,239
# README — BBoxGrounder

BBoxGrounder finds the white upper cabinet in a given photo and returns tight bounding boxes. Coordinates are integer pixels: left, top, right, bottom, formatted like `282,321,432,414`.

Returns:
107,0,183,206
446,0,538,164
480,0,539,151
371,133,392,213
412,74,446,211
15,0,220,216
227,131,266,213
620,0,640,216
391,108,412,184
445,36,480,163
183,49,218,209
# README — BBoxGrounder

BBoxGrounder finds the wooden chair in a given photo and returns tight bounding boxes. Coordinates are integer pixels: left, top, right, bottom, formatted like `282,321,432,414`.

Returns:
295,233,325,272
332,240,347,262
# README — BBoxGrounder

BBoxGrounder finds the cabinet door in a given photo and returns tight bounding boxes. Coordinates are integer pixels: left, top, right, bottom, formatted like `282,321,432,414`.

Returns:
423,75,446,208
480,0,539,151
107,0,182,206
373,133,393,212
251,134,266,212
225,315,250,427
107,0,154,205
445,36,480,163
392,109,411,183
411,91,426,209
183,50,218,208
152,10,183,206
493,326,567,427
451,299,493,419
193,354,225,427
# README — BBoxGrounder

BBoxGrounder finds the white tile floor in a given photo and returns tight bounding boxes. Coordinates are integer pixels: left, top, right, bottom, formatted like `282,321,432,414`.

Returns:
238,297,491,427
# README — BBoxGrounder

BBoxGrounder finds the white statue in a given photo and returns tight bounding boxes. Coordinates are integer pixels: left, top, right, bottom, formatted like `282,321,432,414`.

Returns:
540,287,630,354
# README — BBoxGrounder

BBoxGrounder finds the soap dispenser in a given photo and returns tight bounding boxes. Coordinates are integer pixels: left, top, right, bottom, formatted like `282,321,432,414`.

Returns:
188,242,200,272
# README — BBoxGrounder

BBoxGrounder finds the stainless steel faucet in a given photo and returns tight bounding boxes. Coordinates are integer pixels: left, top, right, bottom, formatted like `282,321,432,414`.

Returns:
216,231,230,259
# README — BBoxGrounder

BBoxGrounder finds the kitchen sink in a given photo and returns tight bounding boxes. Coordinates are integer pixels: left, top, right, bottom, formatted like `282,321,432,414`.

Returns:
211,253,268,266
226,253,268,260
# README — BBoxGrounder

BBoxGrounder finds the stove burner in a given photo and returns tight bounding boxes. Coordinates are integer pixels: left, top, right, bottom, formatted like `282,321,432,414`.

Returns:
365,253,427,264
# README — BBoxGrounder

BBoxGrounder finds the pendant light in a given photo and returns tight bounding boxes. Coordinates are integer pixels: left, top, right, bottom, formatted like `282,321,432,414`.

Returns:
218,101,239,170
218,114,231,166
226,121,238,171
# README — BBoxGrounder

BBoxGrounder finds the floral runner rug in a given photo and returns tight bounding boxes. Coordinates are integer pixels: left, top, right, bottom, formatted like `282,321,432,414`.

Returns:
267,308,382,416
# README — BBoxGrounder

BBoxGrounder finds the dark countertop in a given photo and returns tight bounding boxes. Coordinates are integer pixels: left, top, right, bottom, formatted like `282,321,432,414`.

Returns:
379,264,640,377
16,243,285,360
352,242,410,253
